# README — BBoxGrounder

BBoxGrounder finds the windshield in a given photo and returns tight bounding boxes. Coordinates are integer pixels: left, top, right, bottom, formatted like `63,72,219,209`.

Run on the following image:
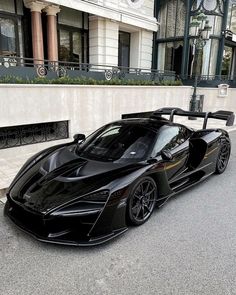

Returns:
76,123,156,162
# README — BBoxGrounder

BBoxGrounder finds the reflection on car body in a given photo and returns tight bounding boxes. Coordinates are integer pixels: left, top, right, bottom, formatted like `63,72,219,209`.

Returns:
4,108,234,246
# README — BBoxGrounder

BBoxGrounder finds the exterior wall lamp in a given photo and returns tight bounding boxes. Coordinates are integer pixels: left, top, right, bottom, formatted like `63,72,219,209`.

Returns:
218,84,229,97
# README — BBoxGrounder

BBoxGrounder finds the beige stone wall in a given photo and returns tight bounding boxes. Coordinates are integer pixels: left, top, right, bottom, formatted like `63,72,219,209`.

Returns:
0,84,236,190
89,16,154,69
198,88,236,113
0,84,192,133
0,84,236,160
89,17,119,66
119,0,154,17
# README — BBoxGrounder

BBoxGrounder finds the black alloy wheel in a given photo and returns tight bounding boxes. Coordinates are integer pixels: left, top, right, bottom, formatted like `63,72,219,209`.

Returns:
215,137,231,174
127,176,157,225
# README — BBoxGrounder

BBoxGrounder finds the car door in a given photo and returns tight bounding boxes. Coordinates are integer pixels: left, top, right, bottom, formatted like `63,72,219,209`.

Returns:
151,125,192,182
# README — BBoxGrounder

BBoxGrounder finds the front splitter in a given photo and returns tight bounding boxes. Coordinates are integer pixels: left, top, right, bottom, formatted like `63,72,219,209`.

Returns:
4,201,128,247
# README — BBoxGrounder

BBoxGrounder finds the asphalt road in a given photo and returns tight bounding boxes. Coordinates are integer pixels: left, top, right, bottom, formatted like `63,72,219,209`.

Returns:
1,132,236,295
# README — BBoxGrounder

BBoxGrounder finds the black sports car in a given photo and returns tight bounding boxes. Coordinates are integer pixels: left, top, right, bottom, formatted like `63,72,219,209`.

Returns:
4,108,235,246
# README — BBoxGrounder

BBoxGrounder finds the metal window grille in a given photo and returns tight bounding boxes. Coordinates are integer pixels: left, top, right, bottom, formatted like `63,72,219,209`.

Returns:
0,121,69,149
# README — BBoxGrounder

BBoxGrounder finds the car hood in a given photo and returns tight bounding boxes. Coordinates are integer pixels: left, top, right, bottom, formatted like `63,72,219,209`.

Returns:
9,146,147,213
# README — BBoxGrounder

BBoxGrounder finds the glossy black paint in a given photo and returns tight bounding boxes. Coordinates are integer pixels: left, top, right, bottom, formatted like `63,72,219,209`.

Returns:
4,112,232,246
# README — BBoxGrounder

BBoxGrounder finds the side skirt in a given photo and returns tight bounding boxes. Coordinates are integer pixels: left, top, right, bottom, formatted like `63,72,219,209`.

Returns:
157,171,214,208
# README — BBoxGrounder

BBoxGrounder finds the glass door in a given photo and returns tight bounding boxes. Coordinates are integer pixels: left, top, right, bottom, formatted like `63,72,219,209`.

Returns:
59,28,85,63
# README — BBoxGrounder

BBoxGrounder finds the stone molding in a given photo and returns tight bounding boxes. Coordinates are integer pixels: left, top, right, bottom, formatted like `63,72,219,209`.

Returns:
24,0,60,15
44,5,60,16
44,0,158,31
23,0,48,12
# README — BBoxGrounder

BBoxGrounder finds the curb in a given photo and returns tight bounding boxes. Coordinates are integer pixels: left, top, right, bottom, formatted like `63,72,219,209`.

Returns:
0,197,7,204
229,127,236,133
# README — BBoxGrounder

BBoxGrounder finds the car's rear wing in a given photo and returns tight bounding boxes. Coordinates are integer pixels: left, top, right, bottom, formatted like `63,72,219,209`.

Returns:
151,108,235,129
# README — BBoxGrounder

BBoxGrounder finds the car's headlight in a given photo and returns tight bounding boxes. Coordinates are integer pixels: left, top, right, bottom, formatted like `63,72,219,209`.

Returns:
82,190,110,203
50,190,110,217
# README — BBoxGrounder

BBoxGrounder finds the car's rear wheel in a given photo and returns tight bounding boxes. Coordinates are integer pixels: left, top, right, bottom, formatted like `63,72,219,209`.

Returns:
215,137,231,174
127,176,157,226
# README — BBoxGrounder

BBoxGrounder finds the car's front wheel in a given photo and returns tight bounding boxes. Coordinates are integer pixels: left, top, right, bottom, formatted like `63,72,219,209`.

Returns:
215,137,231,174
127,176,157,226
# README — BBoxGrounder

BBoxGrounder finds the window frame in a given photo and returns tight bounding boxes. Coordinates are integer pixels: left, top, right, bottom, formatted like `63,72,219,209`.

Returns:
118,30,131,68
0,12,20,56
58,24,89,64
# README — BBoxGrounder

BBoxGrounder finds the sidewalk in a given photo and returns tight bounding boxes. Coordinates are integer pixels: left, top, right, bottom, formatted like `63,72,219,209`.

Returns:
0,139,70,197
0,118,235,198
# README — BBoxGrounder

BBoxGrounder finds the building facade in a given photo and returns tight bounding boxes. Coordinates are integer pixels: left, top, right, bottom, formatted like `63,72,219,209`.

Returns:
1,0,236,194
153,0,236,84
2,0,236,80
0,0,157,70
0,0,159,194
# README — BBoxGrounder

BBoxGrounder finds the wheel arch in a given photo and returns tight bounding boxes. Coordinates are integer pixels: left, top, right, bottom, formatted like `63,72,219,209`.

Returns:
146,171,173,200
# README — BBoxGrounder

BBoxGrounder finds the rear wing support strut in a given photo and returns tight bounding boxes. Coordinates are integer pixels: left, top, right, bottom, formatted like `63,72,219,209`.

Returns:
150,108,235,129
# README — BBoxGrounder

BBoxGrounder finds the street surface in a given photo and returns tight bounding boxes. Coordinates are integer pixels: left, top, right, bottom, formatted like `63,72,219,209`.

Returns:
0,131,236,295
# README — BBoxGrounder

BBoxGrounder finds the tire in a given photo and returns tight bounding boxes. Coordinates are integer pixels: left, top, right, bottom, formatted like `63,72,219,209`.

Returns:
127,176,157,226
215,137,231,174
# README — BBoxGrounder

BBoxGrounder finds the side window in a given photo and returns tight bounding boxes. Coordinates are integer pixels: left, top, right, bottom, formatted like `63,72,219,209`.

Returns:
151,126,189,156
177,126,192,144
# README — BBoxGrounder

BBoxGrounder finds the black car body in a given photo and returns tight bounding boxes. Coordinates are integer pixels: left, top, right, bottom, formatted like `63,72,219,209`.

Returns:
4,108,235,246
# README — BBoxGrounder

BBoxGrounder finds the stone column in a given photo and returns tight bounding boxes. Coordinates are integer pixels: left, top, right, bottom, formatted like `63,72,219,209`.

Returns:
89,16,119,66
44,5,60,63
24,1,47,64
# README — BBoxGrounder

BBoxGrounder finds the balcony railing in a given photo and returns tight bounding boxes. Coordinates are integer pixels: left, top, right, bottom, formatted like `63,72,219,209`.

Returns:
0,56,176,82
182,75,236,88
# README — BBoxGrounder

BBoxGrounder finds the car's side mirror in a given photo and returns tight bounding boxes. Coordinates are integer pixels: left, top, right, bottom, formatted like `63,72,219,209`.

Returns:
161,149,173,161
73,133,86,143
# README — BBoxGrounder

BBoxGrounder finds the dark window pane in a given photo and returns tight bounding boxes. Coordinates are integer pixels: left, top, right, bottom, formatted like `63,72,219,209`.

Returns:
221,46,233,77
118,31,130,68
59,29,70,61
0,0,15,13
59,28,87,63
151,126,180,156
0,18,16,55
165,46,173,71
58,7,83,28
72,32,82,63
